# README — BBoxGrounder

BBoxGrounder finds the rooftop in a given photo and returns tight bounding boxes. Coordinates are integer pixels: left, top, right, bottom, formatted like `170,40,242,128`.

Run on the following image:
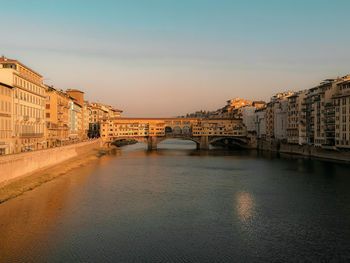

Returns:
66,89,84,94
0,56,42,78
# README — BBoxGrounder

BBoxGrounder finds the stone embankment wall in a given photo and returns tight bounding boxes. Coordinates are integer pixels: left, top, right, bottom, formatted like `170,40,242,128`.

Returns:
0,139,102,185
257,139,350,162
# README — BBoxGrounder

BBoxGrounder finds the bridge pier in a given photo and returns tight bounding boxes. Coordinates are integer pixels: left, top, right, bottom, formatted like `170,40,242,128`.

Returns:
147,137,158,150
198,136,209,150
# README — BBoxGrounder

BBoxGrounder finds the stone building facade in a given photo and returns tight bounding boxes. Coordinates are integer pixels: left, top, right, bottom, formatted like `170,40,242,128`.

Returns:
0,56,46,153
0,82,14,154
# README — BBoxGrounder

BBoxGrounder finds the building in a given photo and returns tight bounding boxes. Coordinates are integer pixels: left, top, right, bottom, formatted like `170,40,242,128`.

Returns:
252,101,266,109
105,105,123,118
224,98,252,119
313,80,336,147
83,101,90,137
266,92,294,140
66,89,86,139
254,108,266,139
212,98,252,119
100,118,247,141
68,99,82,140
274,99,289,140
310,77,350,148
88,102,122,138
192,119,246,137
0,56,46,153
242,106,257,132
0,82,14,154
45,86,70,147
333,77,350,148
266,102,274,139
287,91,307,145
304,87,318,145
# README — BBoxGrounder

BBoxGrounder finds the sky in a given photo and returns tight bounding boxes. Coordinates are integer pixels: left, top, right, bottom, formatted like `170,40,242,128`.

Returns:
1,0,350,117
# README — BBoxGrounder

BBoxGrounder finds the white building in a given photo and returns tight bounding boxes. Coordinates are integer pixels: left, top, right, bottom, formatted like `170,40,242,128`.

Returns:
242,106,256,132
274,99,288,140
69,100,81,139
254,108,266,138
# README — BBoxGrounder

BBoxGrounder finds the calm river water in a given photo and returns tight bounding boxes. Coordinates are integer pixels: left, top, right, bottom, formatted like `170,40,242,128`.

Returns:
1,139,350,262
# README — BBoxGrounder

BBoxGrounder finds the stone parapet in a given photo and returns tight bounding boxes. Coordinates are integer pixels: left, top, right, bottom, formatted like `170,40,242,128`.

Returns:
0,139,101,186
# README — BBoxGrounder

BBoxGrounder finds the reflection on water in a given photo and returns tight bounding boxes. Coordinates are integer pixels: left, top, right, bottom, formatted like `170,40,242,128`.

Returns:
236,191,255,223
0,140,350,262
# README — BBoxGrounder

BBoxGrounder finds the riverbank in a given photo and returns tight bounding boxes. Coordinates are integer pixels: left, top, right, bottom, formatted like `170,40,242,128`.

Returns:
0,139,106,204
257,139,350,163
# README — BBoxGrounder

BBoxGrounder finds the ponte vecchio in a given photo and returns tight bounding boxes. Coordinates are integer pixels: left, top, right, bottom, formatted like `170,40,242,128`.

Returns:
100,118,249,150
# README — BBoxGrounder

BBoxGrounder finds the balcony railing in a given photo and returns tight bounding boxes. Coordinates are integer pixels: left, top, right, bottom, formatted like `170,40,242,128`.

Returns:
19,133,44,138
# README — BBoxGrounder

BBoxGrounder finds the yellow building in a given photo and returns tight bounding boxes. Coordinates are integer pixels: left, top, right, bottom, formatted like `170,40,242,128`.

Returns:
109,108,122,118
83,101,90,137
0,56,46,152
90,103,108,123
0,82,14,154
222,98,252,119
100,118,246,140
45,86,70,147
192,119,246,137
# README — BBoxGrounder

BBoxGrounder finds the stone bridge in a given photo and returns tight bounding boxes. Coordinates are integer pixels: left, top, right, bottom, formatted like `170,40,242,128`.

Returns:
100,118,250,150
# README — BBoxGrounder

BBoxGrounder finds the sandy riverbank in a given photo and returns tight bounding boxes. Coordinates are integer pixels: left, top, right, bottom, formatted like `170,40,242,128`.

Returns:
0,146,111,204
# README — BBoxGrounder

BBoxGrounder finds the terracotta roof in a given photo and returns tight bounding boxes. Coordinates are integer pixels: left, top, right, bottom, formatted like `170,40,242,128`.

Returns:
66,89,84,94
111,108,123,112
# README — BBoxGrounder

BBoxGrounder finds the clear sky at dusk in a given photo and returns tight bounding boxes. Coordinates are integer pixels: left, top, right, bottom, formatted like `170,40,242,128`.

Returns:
1,0,349,117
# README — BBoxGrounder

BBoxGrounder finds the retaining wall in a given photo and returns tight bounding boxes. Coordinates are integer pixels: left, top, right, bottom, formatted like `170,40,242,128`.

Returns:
0,139,102,185
257,139,350,162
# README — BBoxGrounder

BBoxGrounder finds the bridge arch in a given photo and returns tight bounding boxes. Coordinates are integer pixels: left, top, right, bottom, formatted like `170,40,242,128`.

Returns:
183,126,191,134
108,137,148,147
157,135,201,145
172,126,182,135
208,136,249,149
165,126,172,134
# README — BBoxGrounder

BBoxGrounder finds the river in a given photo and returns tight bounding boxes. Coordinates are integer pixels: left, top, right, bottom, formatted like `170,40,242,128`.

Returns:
0,139,350,262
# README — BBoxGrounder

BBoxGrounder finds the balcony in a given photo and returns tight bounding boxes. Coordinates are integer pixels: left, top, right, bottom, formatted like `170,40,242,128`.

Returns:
23,115,29,121
19,133,44,138
325,119,335,124
325,112,335,116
